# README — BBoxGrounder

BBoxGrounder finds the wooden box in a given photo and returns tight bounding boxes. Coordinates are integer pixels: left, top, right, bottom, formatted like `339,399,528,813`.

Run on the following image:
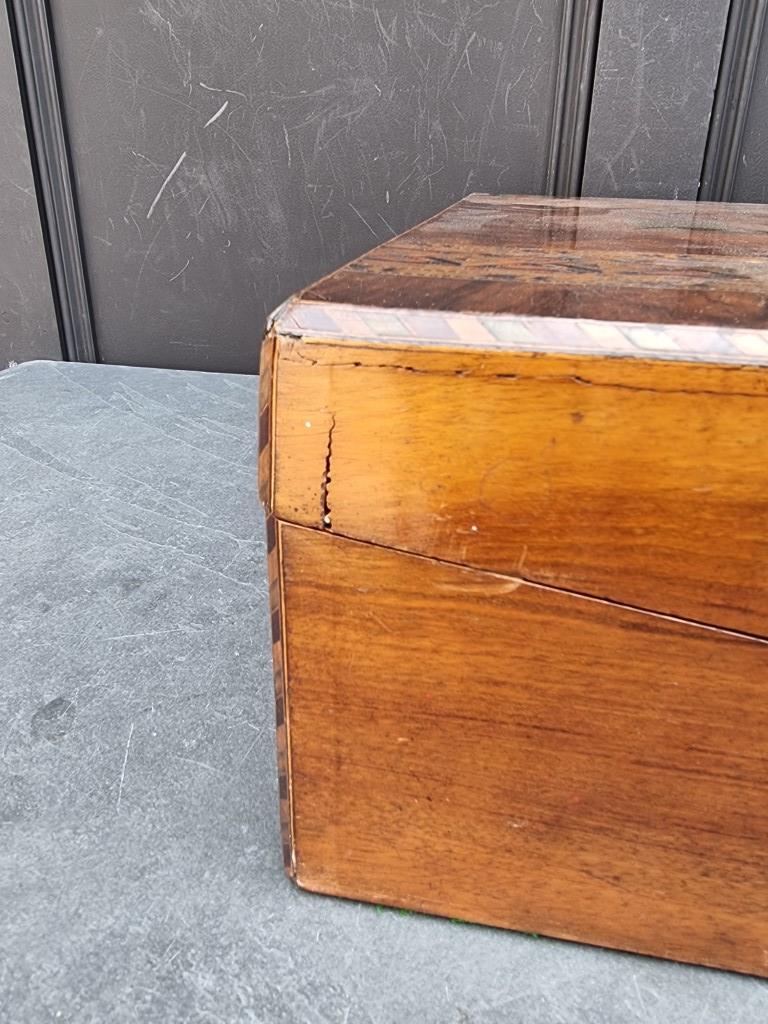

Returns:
259,195,768,976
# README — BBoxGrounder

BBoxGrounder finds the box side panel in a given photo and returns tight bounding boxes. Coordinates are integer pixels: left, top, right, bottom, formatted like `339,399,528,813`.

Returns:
280,523,768,976
272,339,768,636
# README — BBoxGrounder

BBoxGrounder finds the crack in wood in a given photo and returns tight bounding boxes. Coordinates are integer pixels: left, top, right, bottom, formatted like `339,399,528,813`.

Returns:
275,518,768,646
283,345,768,397
320,415,335,529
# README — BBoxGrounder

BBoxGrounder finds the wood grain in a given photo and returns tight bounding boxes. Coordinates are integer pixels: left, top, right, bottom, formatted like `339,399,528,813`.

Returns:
261,194,768,975
303,194,768,328
277,522,768,977
269,336,768,636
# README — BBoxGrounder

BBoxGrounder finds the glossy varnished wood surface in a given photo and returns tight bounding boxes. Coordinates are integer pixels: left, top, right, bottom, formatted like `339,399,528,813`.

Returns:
277,523,768,977
270,335,768,636
261,195,768,975
302,195,768,329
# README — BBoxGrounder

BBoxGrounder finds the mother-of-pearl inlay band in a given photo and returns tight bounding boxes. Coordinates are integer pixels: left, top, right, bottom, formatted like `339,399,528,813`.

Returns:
279,300,768,366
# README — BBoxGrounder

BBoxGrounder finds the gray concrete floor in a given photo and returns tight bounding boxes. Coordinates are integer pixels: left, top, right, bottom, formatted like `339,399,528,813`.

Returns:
1,360,766,1023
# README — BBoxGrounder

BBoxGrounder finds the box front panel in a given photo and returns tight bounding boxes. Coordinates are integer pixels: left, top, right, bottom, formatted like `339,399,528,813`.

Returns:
273,338,768,636
279,523,768,976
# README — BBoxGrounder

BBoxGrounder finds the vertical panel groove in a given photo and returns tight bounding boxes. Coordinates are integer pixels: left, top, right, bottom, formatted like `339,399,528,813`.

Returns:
545,0,604,197
6,0,97,362
699,0,768,202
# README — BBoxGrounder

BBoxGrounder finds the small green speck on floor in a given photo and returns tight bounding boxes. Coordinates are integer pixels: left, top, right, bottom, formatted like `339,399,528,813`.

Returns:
374,905,414,918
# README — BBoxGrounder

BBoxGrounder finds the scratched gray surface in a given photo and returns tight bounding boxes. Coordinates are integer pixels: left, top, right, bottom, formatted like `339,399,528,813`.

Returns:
0,10,60,368
3,360,768,1024
49,0,564,373
582,0,730,200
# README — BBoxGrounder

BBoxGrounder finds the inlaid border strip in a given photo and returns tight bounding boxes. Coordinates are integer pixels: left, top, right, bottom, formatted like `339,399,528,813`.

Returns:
266,515,295,876
258,327,277,509
279,301,768,366
259,326,295,875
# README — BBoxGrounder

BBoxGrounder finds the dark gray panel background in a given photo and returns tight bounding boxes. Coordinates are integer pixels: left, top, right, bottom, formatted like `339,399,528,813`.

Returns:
0,7,59,367
50,0,564,373
733,17,768,202
582,0,731,199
